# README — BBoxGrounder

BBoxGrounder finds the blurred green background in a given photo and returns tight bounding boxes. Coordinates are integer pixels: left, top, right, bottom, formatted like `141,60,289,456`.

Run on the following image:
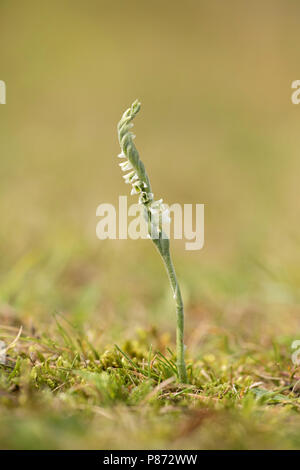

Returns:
1,0,300,340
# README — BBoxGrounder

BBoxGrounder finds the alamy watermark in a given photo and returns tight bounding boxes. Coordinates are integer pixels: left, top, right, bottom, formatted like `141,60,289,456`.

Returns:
96,196,204,251
0,80,6,104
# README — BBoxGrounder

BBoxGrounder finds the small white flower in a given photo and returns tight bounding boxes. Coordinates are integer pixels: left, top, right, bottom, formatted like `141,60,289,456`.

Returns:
130,181,142,195
151,199,163,208
119,161,133,172
139,192,148,204
149,199,164,213
123,171,138,184
118,151,126,159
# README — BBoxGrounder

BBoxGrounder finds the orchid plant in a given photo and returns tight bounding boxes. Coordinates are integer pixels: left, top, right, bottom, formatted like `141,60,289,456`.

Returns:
117,100,188,383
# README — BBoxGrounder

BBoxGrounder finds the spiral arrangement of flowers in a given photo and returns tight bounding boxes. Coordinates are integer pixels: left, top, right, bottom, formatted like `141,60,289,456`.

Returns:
116,100,187,383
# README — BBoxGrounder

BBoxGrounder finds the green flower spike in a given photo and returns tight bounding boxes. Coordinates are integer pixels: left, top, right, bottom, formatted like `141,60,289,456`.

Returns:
117,100,188,383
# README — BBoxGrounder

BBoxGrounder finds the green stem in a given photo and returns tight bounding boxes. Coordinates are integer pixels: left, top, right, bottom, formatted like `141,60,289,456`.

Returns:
158,246,188,383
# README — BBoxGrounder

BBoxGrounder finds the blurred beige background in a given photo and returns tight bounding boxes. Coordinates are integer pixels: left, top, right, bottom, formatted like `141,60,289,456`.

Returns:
1,0,300,337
